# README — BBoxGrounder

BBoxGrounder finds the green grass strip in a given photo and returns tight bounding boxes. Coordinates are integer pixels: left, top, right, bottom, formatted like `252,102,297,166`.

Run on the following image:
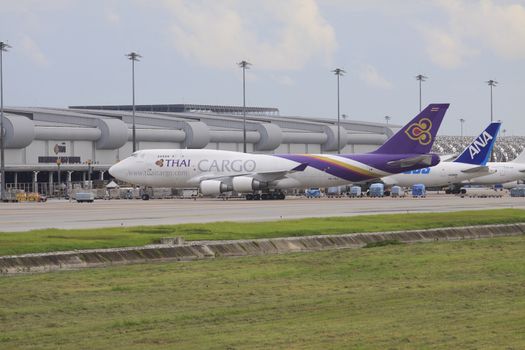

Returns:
1,235,525,348
0,208,523,257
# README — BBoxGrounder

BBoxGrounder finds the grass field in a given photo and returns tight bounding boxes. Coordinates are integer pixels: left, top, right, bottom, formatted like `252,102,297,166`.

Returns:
1,235,525,349
0,209,524,256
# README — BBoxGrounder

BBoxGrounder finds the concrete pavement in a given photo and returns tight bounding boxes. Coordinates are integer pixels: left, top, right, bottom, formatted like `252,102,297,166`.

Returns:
1,194,524,232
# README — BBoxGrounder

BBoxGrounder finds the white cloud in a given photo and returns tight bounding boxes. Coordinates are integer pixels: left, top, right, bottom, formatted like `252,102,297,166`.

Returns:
420,27,477,69
20,35,48,66
358,64,392,89
159,0,337,70
422,0,525,68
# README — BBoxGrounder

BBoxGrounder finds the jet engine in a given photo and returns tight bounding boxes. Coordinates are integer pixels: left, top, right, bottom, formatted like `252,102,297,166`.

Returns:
232,176,265,193
199,180,232,195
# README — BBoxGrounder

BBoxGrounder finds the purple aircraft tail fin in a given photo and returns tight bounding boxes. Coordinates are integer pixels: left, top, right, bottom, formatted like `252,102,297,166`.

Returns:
372,103,449,155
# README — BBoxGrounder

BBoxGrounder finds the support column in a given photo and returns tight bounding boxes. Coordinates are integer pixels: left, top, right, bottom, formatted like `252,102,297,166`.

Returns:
82,172,86,182
67,171,74,195
48,172,53,196
99,170,105,180
14,172,18,189
33,171,39,193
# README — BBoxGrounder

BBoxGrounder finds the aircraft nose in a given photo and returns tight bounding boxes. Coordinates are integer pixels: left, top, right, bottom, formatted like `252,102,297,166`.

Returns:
109,161,126,180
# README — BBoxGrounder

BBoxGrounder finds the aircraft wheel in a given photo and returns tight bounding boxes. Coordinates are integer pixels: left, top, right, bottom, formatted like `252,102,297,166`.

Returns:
253,194,261,200
270,192,279,200
141,193,150,200
278,193,285,200
246,194,254,200
261,193,269,200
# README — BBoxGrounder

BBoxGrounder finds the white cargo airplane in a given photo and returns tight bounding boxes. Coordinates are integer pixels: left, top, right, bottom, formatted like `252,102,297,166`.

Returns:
382,122,501,188
109,104,449,199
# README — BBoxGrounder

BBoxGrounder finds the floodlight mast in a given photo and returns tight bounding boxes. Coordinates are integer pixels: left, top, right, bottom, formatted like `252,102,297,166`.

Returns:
332,68,346,154
486,79,498,123
485,79,498,161
126,51,142,153
238,60,251,153
415,74,427,112
384,115,391,125
0,41,11,202
459,118,465,137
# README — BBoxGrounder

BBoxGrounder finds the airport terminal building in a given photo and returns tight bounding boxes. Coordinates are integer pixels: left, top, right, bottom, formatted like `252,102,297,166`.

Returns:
1,103,523,195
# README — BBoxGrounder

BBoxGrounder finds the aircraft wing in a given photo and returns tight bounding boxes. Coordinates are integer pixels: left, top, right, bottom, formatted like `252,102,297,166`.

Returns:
192,163,308,183
251,163,308,182
461,165,490,174
387,154,434,168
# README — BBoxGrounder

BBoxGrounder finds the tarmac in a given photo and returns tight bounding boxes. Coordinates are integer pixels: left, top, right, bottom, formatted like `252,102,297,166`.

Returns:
1,194,524,232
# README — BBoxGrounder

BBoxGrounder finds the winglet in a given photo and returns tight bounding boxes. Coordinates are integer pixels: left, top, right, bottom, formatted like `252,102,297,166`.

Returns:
372,103,449,155
291,163,308,172
454,122,501,165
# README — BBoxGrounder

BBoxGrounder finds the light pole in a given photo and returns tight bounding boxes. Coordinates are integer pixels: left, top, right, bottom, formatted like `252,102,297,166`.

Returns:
332,68,346,154
238,60,251,153
0,41,11,202
384,116,391,125
486,80,498,123
486,79,498,161
126,52,141,153
459,118,465,137
415,74,427,112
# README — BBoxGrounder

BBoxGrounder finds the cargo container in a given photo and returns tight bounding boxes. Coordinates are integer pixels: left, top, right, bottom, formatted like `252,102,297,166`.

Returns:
510,186,525,197
391,186,405,198
327,186,342,198
412,184,426,198
305,188,321,198
369,183,384,197
349,186,362,198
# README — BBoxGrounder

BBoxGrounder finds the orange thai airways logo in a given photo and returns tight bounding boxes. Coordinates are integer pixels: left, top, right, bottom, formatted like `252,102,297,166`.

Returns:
404,118,432,145
155,159,164,167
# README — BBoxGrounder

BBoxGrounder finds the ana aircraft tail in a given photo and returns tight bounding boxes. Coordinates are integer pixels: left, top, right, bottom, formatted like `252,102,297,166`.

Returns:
372,103,449,155
454,122,501,165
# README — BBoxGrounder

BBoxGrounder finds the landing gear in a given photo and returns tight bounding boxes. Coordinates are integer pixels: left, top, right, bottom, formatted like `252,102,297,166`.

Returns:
141,193,150,200
245,191,285,200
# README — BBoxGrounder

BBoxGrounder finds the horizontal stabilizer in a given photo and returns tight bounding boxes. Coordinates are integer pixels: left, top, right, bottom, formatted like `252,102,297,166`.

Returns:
461,165,490,174
440,154,458,162
387,154,434,168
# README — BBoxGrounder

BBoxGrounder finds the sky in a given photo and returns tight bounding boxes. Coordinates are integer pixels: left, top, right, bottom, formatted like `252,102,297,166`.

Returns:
0,0,524,136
